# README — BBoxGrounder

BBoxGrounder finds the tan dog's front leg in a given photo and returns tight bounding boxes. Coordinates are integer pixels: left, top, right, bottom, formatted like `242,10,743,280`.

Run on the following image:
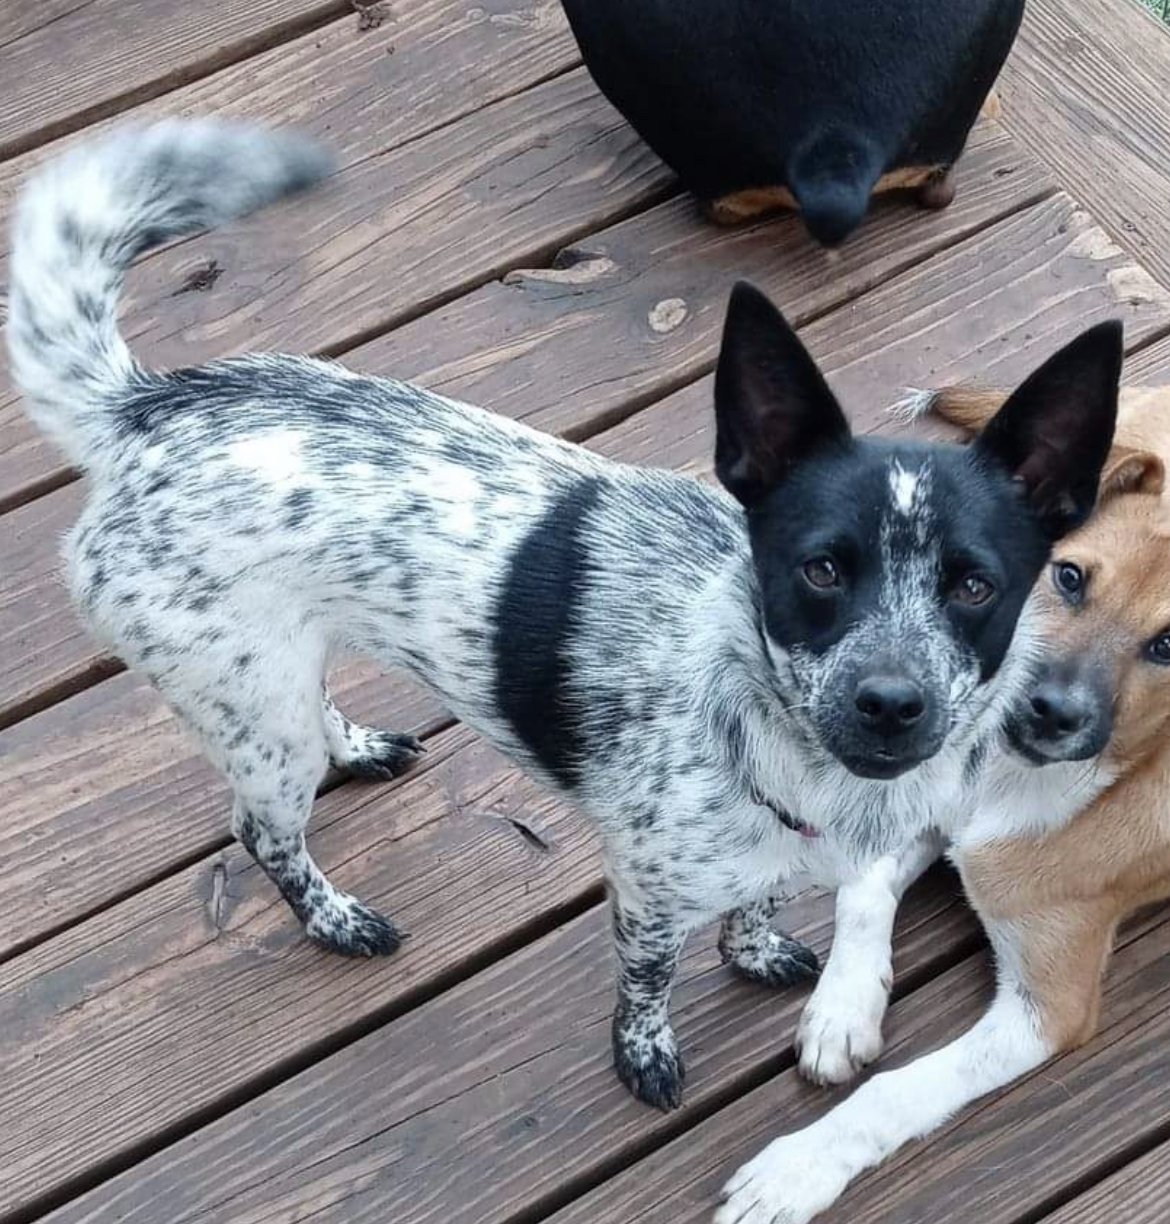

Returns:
717,903,1112,1224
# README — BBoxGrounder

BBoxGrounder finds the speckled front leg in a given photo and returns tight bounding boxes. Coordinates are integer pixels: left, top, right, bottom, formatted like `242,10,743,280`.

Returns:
609,893,688,1111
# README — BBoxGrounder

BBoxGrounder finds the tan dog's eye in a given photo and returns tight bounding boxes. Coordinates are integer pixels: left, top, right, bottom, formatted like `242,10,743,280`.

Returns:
1053,561,1085,604
1148,632,1170,667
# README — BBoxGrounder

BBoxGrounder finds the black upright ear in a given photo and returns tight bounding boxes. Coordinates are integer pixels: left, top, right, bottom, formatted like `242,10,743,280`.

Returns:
714,282,852,507
973,321,1124,540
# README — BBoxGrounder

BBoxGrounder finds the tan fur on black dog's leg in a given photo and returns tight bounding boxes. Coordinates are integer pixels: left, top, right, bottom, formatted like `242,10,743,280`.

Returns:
917,164,956,210
706,185,799,225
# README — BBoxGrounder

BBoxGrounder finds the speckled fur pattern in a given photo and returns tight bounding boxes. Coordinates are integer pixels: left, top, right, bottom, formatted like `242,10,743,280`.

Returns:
7,121,1111,1112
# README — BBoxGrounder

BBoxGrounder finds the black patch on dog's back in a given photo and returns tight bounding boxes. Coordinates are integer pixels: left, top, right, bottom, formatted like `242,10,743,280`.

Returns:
494,478,600,790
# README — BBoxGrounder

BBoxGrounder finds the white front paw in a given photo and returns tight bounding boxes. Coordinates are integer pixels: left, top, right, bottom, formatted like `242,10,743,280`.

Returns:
714,1135,850,1224
796,958,891,1086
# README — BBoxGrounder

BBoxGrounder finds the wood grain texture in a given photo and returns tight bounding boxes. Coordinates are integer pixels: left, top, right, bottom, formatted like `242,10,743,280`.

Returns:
1038,1140,1170,1224
5,192,1167,961
592,196,1170,474
999,0,1170,290
1126,331,1170,382
0,0,347,160
542,909,1170,1224
0,0,579,508
114,67,666,368
0,724,600,1220
351,123,1053,438
39,869,974,1224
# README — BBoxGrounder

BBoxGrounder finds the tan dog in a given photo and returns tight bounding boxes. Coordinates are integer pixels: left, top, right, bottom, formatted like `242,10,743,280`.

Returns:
715,385,1170,1224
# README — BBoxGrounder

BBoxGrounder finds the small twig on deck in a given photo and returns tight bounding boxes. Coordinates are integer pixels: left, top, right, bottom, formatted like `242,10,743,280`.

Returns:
350,0,389,31
206,858,231,932
501,814,552,852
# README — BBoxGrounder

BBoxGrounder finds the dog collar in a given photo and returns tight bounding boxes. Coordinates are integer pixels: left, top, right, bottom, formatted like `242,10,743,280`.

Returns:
751,786,821,839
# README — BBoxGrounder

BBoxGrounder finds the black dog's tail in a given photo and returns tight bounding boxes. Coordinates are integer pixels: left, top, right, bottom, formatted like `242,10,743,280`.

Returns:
6,120,332,469
787,129,885,247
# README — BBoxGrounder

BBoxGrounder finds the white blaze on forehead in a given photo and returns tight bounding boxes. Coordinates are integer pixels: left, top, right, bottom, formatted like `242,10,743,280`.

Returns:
889,460,920,515
887,458,935,539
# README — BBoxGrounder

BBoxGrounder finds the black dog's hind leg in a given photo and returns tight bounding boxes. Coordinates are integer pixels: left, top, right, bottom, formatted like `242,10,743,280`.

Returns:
323,686,425,781
917,164,957,210
609,890,688,1111
719,896,820,988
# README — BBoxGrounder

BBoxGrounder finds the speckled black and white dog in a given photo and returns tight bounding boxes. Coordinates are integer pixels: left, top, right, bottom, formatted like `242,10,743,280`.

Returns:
7,121,1122,1110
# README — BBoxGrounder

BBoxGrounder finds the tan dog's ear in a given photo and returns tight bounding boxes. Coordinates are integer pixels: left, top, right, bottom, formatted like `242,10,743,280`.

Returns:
906,382,1165,500
927,387,1008,435
1100,447,1165,498
924,385,1170,453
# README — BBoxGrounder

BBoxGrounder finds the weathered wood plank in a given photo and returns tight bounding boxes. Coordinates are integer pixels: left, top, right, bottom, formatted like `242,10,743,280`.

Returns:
541,909,1170,1224
0,1,97,52
0,483,102,727
114,68,666,369
1126,331,1170,382
1038,1141,1170,1224
999,0,1170,291
0,0,348,161
0,0,579,508
0,723,599,1220
37,869,974,1224
5,193,1168,959
601,196,1170,469
7,189,1167,734
349,124,1052,438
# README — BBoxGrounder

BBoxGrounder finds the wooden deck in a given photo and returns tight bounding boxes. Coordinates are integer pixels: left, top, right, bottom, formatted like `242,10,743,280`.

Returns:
3,2,1170,1221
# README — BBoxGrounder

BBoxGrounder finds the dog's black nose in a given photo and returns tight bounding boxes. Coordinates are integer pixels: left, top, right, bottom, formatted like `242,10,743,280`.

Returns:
1029,684,1089,738
854,676,926,735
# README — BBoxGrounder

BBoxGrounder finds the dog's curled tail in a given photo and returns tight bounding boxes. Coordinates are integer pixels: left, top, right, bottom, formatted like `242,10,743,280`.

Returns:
6,120,332,468
887,386,1010,435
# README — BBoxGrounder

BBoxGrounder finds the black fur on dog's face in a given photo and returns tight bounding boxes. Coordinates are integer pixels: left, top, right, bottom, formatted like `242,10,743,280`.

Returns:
714,283,1123,780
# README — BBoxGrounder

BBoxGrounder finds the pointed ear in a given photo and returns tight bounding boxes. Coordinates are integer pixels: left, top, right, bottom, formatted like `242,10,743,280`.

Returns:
714,281,851,507
973,320,1124,540
1100,447,1164,499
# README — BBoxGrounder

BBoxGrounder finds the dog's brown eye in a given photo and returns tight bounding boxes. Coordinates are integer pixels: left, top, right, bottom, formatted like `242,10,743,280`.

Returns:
1148,633,1170,666
952,573,995,607
1053,561,1085,603
802,557,839,590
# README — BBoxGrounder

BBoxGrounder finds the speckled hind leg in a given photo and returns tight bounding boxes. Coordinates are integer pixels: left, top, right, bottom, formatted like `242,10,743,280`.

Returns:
322,686,425,781
719,895,820,987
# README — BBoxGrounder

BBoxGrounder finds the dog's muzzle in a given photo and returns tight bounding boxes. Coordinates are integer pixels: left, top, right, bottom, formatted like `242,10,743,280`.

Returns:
1007,664,1113,764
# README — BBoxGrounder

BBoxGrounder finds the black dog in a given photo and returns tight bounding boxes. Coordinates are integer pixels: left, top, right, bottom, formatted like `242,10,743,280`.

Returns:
562,0,1024,245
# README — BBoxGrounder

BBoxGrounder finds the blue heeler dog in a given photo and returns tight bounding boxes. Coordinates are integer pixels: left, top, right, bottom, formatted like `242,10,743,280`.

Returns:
6,121,1121,1109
